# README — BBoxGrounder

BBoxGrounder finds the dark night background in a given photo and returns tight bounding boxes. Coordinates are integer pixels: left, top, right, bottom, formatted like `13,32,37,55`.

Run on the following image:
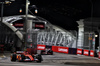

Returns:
0,0,100,31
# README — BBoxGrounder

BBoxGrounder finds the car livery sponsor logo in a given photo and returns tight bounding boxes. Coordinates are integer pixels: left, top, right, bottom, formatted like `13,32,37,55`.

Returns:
37,46,45,49
58,48,68,52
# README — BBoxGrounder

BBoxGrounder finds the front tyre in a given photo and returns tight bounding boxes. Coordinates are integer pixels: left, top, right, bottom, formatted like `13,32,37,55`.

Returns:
36,54,43,63
18,55,25,62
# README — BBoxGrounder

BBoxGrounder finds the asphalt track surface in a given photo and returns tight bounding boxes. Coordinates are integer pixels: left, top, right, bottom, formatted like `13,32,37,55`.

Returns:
0,52,100,66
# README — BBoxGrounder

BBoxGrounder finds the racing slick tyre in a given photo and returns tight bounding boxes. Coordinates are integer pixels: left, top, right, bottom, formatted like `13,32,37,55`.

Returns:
18,55,25,62
41,50,45,55
21,55,25,61
36,54,43,63
47,50,53,55
11,54,16,61
51,51,53,55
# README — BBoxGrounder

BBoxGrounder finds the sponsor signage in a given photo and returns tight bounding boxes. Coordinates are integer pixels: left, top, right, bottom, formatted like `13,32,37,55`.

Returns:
83,49,89,56
14,23,23,26
13,23,23,28
32,22,45,29
37,44,45,50
77,48,82,55
98,52,100,59
35,24,44,28
52,46,69,53
90,50,94,57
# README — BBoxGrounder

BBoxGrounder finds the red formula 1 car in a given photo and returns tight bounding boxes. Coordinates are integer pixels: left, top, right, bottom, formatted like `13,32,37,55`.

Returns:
41,48,53,55
11,51,43,63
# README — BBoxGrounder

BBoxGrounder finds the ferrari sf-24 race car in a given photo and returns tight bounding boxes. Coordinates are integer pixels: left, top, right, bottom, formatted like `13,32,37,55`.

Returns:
11,51,43,62
41,48,53,55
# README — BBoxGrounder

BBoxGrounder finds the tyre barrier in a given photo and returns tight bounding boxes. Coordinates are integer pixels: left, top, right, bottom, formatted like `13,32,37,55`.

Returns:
37,44,100,59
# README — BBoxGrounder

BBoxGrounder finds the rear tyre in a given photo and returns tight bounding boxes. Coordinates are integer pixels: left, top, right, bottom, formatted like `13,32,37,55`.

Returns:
51,51,53,55
41,50,45,55
47,50,53,55
11,54,16,62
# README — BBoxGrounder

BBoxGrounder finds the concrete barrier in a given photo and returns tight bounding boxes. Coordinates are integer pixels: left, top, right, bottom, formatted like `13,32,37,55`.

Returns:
37,44,100,59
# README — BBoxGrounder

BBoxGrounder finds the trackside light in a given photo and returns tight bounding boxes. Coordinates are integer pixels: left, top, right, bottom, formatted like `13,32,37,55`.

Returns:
19,8,22,13
95,35,98,37
35,9,38,13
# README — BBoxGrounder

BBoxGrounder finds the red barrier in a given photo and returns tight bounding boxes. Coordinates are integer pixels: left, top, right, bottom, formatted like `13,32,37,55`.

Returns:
0,45,4,47
0,45,4,53
90,50,94,57
52,46,69,54
77,48,82,55
83,49,89,56
37,44,46,50
98,52,100,59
